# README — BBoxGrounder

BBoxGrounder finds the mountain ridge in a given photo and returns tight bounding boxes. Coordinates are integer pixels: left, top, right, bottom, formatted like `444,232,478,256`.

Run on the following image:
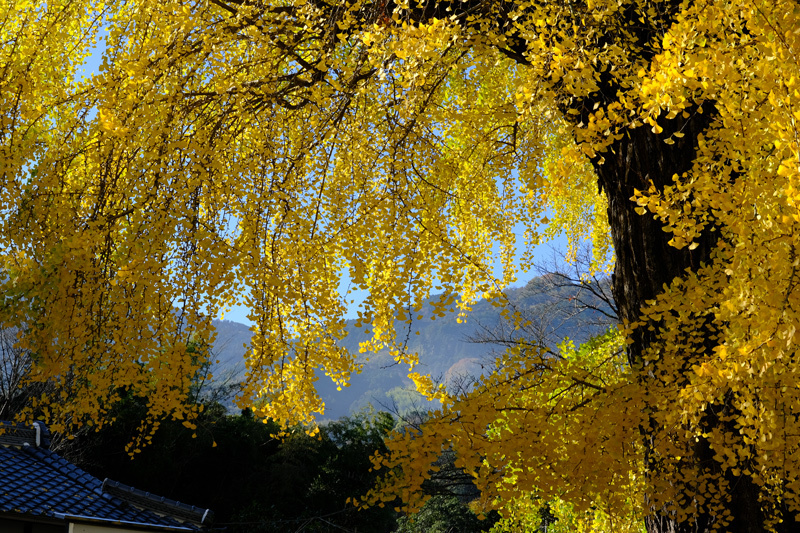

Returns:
208,274,615,419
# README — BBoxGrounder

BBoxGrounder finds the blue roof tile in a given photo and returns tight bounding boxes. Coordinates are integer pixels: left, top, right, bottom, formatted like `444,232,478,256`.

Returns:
0,422,210,530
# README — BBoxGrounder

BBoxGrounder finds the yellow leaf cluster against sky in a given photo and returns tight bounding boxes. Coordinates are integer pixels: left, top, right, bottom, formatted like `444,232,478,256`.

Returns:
0,0,608,434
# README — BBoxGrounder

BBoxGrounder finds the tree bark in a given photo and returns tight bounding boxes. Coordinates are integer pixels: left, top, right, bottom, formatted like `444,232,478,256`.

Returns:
591,109,773,533
529,0,775,528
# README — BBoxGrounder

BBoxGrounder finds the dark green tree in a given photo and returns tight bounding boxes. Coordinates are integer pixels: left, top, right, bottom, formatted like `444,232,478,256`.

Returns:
74,401,398,533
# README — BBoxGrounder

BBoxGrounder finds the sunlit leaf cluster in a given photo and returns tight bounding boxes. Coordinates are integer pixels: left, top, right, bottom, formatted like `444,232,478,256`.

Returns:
362,329,643,523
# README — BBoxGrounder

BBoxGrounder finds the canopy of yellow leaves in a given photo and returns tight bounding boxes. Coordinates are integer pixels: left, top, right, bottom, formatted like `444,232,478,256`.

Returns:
0,0,608,434
4,0,800,528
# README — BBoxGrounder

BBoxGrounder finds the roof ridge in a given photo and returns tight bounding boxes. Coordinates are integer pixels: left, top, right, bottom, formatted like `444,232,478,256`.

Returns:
101,479,214,526
0,420,51,448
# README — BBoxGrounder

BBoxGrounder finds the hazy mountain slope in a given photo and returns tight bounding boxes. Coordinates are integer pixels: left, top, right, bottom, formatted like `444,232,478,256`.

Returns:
208,319,253,383
208,274,616,419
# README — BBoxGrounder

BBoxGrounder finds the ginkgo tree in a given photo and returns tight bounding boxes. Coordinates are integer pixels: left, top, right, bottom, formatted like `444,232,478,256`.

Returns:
2,0,800,531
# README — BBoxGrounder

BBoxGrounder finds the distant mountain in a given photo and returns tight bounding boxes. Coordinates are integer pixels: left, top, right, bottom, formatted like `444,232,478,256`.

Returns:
205,319,251,383
207,274,616,420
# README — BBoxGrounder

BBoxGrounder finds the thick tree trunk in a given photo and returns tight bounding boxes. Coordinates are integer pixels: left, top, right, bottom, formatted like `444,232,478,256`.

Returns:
529,0,780,526
590,112,771,533
593,112,713,364
517,0,774,527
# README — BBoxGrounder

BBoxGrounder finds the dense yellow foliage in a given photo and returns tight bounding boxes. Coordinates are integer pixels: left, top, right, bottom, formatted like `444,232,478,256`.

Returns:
0,0,605,433
4,0,800,529
359,1,800,529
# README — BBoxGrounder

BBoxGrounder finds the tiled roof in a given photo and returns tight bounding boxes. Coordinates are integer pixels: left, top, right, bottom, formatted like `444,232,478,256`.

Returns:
103,479,214,526
0,421,212,530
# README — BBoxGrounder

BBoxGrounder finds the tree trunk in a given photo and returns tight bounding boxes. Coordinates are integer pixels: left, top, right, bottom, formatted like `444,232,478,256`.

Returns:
509,0,775,527
590,110,773,533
